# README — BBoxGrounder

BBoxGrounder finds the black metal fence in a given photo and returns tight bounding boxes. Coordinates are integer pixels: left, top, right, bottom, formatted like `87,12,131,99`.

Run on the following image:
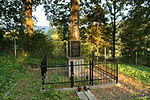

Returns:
40,55,118,90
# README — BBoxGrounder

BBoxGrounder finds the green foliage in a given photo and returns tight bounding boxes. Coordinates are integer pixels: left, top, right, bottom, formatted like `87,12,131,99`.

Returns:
103,0,127,58
42,90,77,100
118,0,150,65
0,0,55,56
3,30,19,39
118,52,150,66
44,0,70,41
118,19,149,55
119,64,150,85
119,19,150,66
4,67,79,100
81,4,109,54
29,30,54,56
0,55,25,98
21,57,41,67
132,97,150,100
0,0,24,31
104,0,126,22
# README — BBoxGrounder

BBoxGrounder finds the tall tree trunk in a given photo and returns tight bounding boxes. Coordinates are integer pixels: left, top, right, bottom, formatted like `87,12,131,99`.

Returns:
24,0,34,36
112,0,116,60
70,0,80,40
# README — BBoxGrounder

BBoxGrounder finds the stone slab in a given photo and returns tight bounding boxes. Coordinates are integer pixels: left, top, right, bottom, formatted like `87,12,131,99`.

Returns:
84,90,97,100
76,91,88,100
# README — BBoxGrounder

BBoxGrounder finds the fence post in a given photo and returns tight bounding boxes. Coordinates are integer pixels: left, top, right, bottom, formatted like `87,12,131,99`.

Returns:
70,61,74,87
42,77,45,90
106,59,107,73
135,51,138,65
116,61,118,83
91,60,94,86
40,56,48,90
90,60,92,85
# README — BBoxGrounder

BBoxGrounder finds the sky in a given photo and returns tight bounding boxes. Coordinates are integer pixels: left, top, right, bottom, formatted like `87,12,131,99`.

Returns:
33,5,49,26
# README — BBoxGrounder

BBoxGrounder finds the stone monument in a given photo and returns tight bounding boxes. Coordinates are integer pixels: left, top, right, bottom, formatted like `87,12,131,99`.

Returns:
68,0,84,77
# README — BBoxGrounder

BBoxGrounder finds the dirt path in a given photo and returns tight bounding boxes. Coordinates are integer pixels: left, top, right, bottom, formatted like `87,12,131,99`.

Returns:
91,73,150,100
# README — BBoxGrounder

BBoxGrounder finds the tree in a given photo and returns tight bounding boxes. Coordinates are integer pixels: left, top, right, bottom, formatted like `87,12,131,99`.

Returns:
0,0,25,53
104,0,126,59
118,0,150,65
81,4,109,55
70,0,80,40
45,0,110,56
0,0,51,54
44,0,70,41
23,0,34,36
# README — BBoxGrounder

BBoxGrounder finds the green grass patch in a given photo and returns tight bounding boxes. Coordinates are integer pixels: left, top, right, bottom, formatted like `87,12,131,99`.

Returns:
21,56,68,68
5,70,79,100
47,57,67,66
118,64,150,85
0,55,25,99
0,54,79,99
21,57,41,67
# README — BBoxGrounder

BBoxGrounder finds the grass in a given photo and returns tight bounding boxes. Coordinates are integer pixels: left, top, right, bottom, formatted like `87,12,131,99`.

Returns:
5,70,79,100
0,55,25,99
118,64,150,85
45,71,90,88
0,54,79,99
1,53,149,99
131,96,150,100
47,57,68,66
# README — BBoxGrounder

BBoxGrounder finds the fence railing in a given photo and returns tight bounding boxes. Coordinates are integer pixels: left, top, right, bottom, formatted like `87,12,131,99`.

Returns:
40,55,118,90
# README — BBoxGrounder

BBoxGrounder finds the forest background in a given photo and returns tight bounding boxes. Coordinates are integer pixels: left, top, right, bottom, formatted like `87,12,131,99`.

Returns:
0,0,149,66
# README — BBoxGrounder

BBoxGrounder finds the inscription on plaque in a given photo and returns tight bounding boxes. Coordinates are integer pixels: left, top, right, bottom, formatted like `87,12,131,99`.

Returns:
68,41,81,57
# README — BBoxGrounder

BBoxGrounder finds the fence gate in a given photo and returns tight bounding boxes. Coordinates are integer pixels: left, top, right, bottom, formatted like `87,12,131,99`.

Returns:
40,56,118,90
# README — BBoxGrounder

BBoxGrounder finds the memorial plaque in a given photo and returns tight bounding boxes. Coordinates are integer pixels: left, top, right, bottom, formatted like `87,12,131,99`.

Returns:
68,40,81,57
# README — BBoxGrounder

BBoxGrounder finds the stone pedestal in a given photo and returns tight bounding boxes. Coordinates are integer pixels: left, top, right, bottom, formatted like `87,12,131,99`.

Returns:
68,40,84,77
68,57,84,77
